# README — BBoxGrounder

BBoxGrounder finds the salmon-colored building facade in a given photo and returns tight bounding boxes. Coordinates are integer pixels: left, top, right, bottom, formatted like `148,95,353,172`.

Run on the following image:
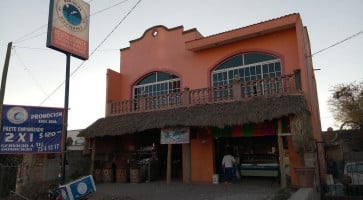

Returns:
81,13,325,188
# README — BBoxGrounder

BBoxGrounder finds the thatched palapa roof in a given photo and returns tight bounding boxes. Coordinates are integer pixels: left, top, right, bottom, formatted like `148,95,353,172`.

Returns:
79,95,307,138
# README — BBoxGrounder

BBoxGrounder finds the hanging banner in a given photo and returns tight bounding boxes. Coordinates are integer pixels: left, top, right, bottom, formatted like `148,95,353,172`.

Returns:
0,105,64,154
46,0,90,60
161,128,190,144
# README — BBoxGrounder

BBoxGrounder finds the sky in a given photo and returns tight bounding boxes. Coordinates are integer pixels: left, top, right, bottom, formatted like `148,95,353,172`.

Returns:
0,0,362,131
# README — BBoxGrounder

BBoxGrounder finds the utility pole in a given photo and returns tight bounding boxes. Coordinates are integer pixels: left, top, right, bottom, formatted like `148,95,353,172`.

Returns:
0,42,13,127
0,42,12,191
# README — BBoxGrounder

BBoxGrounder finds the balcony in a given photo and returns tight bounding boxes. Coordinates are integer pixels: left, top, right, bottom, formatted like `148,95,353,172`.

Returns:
107,71,302,117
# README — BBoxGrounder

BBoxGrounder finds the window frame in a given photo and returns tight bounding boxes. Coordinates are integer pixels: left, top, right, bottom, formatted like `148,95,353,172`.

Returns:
211,53,282,97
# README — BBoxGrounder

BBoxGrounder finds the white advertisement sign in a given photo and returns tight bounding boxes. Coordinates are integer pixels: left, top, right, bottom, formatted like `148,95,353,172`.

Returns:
161,128,190,144
47,0,90,60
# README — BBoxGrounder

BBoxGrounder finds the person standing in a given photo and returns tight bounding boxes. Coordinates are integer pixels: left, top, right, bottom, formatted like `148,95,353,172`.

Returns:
222,148,236,183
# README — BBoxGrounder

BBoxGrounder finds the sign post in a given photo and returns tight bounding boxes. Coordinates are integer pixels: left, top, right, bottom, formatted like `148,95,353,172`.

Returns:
47,0,90,184
60,53,71,184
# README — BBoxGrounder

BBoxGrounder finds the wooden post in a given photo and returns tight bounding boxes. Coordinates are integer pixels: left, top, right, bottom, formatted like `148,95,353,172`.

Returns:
278,119,287,188
182,143,191,183
166,144,172,184
90,139,96,175
0,42,12,128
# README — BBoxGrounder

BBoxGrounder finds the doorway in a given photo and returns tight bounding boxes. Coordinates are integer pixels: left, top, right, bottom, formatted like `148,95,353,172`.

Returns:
215,136,279,182
158,144,183,181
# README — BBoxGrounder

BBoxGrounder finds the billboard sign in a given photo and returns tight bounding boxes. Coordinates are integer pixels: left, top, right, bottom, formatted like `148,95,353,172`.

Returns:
161,128,190,144
47,0,90,60
0,105,64,154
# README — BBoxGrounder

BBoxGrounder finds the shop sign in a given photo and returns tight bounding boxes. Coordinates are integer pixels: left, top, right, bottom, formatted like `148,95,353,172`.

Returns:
161,128,190,144
0,105,64,154
46,0,90,60
58,175,96,200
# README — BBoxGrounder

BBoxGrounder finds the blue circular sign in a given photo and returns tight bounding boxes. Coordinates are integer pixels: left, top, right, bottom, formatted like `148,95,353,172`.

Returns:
62,4,82,26
56,0,88,32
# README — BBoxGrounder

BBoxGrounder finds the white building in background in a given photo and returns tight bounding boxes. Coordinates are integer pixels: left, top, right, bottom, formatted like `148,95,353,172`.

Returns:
67,129,85,151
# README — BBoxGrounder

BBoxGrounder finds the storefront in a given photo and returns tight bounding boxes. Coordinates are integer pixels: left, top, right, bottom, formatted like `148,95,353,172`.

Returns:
213,120,290,183
91,129,184,183
89,117,294,186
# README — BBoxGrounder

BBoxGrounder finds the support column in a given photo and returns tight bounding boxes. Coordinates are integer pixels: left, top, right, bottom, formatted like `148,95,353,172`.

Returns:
293,69,302,91
182,143,191,183
166,144,172,184
278,119,287,188
90,139,96,175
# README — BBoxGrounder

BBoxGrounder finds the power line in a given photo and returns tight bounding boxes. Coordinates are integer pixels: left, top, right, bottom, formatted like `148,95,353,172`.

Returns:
12,48,57,105
91,0,130,16
13,46,50,51
14,25,47,43
40,0,143,105
311,30,363,57
14,45,119,52
13,0,131,44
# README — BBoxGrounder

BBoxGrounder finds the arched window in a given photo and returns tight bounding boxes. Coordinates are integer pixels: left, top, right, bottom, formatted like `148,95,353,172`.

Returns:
133,72,180,98
212,52,282,97
212,52,281,86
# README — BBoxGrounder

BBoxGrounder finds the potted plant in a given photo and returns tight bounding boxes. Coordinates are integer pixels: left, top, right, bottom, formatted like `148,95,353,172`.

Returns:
290,113,316,187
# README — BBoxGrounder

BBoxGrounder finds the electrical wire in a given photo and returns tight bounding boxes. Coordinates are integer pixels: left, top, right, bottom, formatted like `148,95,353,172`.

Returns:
13,48,57,105
310,30,363,57
91,0,129,16
13,46,50,51
13,0,131,44
14,45,119,52
39,0,143,105
14,25,47,43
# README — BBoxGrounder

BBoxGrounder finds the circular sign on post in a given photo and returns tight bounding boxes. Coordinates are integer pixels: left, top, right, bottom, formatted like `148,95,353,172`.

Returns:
56,0,88,32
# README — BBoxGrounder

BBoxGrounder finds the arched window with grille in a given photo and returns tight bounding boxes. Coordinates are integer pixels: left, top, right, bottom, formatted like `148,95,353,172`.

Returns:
133,71,180,109
211,52,282,97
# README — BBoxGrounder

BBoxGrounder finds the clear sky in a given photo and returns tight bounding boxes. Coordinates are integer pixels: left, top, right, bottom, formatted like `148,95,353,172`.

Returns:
0,0,362,131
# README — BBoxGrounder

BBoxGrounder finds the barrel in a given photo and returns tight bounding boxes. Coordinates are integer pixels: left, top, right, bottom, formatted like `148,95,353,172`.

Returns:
102,168,113,182
94,169,103,182
116,168,128,182
130,168,141,183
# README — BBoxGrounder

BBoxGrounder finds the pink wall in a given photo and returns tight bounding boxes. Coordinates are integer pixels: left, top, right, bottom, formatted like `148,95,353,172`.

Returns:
116,27,300,100
190,129,215,183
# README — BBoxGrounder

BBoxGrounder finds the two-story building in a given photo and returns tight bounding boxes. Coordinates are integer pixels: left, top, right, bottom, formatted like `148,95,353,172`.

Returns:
80,13,325,187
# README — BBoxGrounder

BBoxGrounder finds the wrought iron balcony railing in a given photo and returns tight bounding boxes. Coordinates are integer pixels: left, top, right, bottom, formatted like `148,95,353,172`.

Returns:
107,72,301,116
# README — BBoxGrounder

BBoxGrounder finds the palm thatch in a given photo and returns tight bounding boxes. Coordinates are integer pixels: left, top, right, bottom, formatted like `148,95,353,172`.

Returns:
79,95,307,138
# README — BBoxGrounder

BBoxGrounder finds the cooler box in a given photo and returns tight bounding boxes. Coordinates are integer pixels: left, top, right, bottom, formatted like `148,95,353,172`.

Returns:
59,175,96,200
